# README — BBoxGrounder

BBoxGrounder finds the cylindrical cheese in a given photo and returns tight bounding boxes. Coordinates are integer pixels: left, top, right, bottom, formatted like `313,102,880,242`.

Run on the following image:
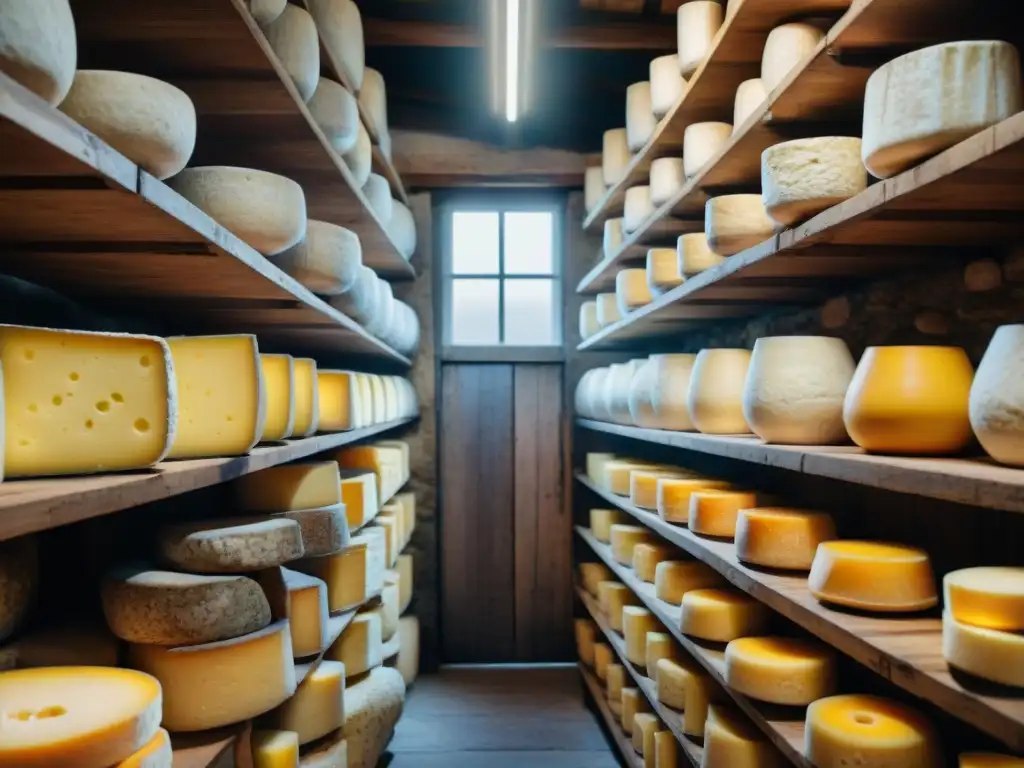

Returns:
624,186,655,233
388,199,417,259
623,606,659,666
702,704,785,768
159,518,305,573
743,335,856,445
971,325,1024,466
603,128,631,186
605,361,645,425
626,81,656,152
583,368,611,421
596,292,623,328
358,67,388,136
655,560,722,605
633,542,674,583
265,660,344,745
808,541,938,613
590,509,626,543
594,642,613,680
689,490,758,539
733,78,768,131
262,5,320,102
657,658,713,737
646,248,684,296
580,561,614,595
681,588,770,642
617,268,654,314
587,453,618,486
705,194,776,257
343,667,404,768
761,137,867,226
761,23,823,94
575,371,598,418
843,346,974,455
632,712,659,760
944,567,1024,631
343,121,373,188
628,357,661,429
943,611,1024,687
861,41,1022,179
622,687,648,732
678,232,725,275
307,77,359,155
604,218,624,260
677,1,723,77
658,477,734,523
0,0,77,106
684,121,732,179
735,507,837,571
688,348,753,435
606,663,626,711
650,158,686,207
362,173,393,224
648,353,699,431
645,631,677,685
650,54,687,118
0,535,36,643
273,219,362,296
724,636,836,705
585,166,607,212
611,524,655,566
575,619,598,666
804,694,940,768
631,469,692,510
600,582,639,632
606,459,656,495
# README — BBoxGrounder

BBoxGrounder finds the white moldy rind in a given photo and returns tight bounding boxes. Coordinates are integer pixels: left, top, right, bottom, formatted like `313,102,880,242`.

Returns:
650,354,699,431
626,81,656,152
273,219,362,296
262,4,320,102
761,136,866,226
616,268,653,315
742,335,856,444
677,1,723,77
688,348,753,435
250,0,286,26
650,157,686,206
733,78,768,131
650,54,687,118
606,360,644,425
628,357,660,428
59,71,197,180
308,78,360,156
359,67,389,135
343,121,373,188
362,174,394,224
603,128,631,186
971,324,1024,466
604,218,624,259
705,194,777,257
678,233,725,275
388,200,417,259
596,293,622,328
862,41,1023,179
684,122,732,179
585,166,606,212
647,248,684,295
0,0,76,106
306,0,365,90
624,186,654,233
761,23,823,93
584,368,611,421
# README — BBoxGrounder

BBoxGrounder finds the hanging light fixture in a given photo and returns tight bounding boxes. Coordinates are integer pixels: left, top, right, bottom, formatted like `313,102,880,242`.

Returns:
487,0,535,123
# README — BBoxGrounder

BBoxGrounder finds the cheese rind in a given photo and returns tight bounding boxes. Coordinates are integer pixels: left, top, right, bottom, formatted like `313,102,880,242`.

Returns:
329,611,382,676
600,582,639,632
624,186,655,233
307,77,359,155
632,712,659,759
705,195,776,257
808,541,938,612
0,535,37,643
943,611,1024,687
657,477,734,523
632,469,691,510
655,658,712,737
160,517,304,573
689,490,758,539
575,619,598,666
611,524,654,566
761,137,867,226
597,292,623,328
274,504,349,558
260,354,296,441
580,301,601,339
678,232,725,275
684,122,732,179
585,166,606,212
251,730,299,768
603,128,631,186
236,462,342,512
735,507,836,571
594,642,613,680
580,561,614,595
733,78,768,130
265,660,344,744
703,704,784,768
0,0,77,106
681,588,769,642
654,560,722,605
262,4,319,101
677,1,723,76
622,688,649,733
650,54,687,118
115,728,171,768
342,667,406,768
645,632,676,685
725,636,836,705
943,567,1024,631
646,247,684,295
761,23,823,94
616,268,654,315
688,348,753,435
623,606,659,666
626,81,656,152
633,543,674,583
305,0,365,91
274,220,362,296
970,324,1024,466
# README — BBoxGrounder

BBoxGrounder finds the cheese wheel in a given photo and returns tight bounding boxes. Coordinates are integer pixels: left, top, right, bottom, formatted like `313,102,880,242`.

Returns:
0,0,76,106
742,335,856,444
603,128,631,186
843,346,974,455
705,195,776,257
604,218,624,259
329,267,375,325
611,524,654,566
273,219,362,296
657,477,734,523
585,166,607,212
626,81,656,152
804,694,940,768
623,606,659,665
362,174,393,224
0,535,37,643
688,348,753,434
703,704,784,768
632,712,659,761
681,588,769,642
678,232,725,275
388,200,417,259
655,560,722,605
761,137,867,226
809,541,938,612
575,619,598,666
724,636,836,705
622,687,646,732
0,667,162,767
587,453,617,485
300,735,348,768
265,660,344,744
330,611,383,677
579,301,600,339
169,166,306,256
960,755,1024,768
735,507,836,571
646,247,684,295
628,359,662,429
359,67,388,135
970,325,1024,466
943,611,1024,687
684,122,732,179
761,23,823,94
249,0,286,25
605,361,645,425
589,509,626,544
262,5,319,102
343,121,373,188
600,582,640,632
643,353,698,431
251,730,298,768
689,490,758,539
862,41,1022,179
624,186,655,233
733,78,768,130
656,658,713,737
650,54,687,118
596,292,623,328
159,517,304,573
306,0,364,90
594,642,613,680
605,459,659,495
115,728,170,768
582,370,609,420
645,632,676,684
129,620,296,731
607,664,626,713
396,615,419,685
944,567,1024,631
274,505,348,558
617,267,654,314
576,370,598,418
60,71,196,180
655,731,678,768
677,1,723,76
291,536,383,613
631,469,691,510
343,666,405,768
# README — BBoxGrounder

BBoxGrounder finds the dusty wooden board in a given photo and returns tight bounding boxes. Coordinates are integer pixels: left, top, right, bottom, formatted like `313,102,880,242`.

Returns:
575,476,1024,750
579,664,646,768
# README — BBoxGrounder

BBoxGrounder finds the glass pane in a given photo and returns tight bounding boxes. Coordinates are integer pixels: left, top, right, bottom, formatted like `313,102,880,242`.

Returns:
452,211,499,274
504,211,554,274
504,279,557,345
451,279,500,345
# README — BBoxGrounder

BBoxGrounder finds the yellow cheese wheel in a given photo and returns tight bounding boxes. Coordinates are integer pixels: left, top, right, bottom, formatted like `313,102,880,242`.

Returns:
622,687,650,733
655,730,678,768
656,658,713,737
632,713,660,762
607,663,626,713
631,469,692,510
575,619,598,666
808,541,938,612
804,694,940,768
251,730,299,768
657,478,734,523
594,642,613,680
735,507,837,571
645,632,676,683
0,667,162,768
600,582,639,631
681,588,770,642
590,508,627,543
633,543,674,582
702,704,785,768
264,659,344,745
944,567,1024,631
580,562,613,595
114,728,170,768
724,636,836,705
606,460,663,495
611,524,655,565
654,560,722,605
689,490,758,539
960,754,1024,767
623,606,659,666
587,453,617,484
943,611,1024,687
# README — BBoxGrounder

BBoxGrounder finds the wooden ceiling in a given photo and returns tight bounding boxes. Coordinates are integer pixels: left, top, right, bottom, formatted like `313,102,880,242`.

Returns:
358,0,678,152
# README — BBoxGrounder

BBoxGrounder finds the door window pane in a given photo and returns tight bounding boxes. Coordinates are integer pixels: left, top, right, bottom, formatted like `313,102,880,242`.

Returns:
504,211,554,275
452,212,500,274
451,279,500,345
504,278,557,345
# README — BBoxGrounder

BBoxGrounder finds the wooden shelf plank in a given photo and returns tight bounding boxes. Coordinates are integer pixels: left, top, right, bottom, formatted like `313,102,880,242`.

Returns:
0,417,416,543
575,473,1024,751
579,664,645,768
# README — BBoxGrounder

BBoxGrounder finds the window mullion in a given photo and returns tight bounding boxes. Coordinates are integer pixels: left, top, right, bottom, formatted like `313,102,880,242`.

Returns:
498,210,506,344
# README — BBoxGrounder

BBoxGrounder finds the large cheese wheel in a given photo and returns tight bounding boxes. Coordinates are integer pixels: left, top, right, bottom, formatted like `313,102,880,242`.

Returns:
678,232,725,275
677,1,722,76
305,0,365,90
761,23,823,94
644,353,698,431
654,560,722,605
970,325,1024,466
703,704,784,768
169,166,307,256
249,0,286,26
761,137,867,226
808,541,938,612
650,158,686,207
742,335,855,444
943,611,1024,687
725,636,836,705
626,81,656,152
631,469,691,510
389,200,417,259
262,5,320,102
343,121,373,188
862,41,1022,179
610,524,654,566
616,268,653,314
0,535,37,643
359,67,389,135
624,185,655,233
585,166,606,212
584,368,612,421
343,666,406,768
603,128,631,186
681,588,769,642
160,517,305,573
684,121,732,179
0,0,76,106
733,78,768,130
944,567,1024,631
59,71,196,180
650,54,687,118
689,490,758,539
604,361,644,425
274,219,362,296
362,173,393,224
688,348,752,435
0,667,162,767
5,623,120,669
308,77,360,155
627,358,663,429
604,218,624,259
705,194,776,257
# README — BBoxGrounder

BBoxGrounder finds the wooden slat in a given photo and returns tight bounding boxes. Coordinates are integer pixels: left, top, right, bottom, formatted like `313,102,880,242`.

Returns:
575,473,1024,750
579,665,646,768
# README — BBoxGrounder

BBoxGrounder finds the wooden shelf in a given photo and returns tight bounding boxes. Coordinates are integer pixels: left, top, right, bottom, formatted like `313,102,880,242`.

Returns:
575,474,1024,751
579,663,645,768
577,418,1024,515
0,417,416,543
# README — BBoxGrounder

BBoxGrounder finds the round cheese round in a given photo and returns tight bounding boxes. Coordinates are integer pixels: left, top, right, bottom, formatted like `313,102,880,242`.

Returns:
0,0,77,106
726,635,836,705
624,186,655,233
733,78,767,130
362,173,393,224
307,77,360,156
689,490,758,539
605,360,644,424
159,517,305,573
650,158,686,206
262,4,319,102
943,612,1024,688
249,0,286,25
680,588,769,642
306,0,365,90
616,268,653,314
655,560,722,605
761,137,866,225
702,704,783,767
579,300,600,340
646,248,684,295
688,348,752,434
809,540,938,612
678,232,725,275
677,1,723,76
684,121,732,179
388,200,417,259
585,166,606,212
603,128,631,186
705,194,776,257
650,54,687,118
626,81,656,152
944,567,1024,632
604,218,624,259
274,219,362,295
359,67,389,135
344,121,373,188
971,324,1024,465
761,23,823,94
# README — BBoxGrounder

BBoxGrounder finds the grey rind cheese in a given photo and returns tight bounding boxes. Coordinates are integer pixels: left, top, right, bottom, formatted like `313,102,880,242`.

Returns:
261,4,320,102
0,0,77,105
0,535,37,643
343,666,405,768
101,565,272,645
272,503,350,557
160,517,305,573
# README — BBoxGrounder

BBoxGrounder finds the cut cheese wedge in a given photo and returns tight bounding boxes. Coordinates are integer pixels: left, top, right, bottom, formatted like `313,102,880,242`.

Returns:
115,728,171,768
654,560,722,605
259,568,330,658
342,667,405,768
633,543,674,583
735,507,836,571
943,567,1024,631
594,642,613,680
623,606,659,666
808,541,938,612
724,636,836,705
590,508,626,543
645,632,676,686
622,688,649,733
291,537,377,613
689,490,758,539
610,524,654,566
703,704,784,768
943,611,1024,687
251,730,299,768
656,658,712,737
259,354,296,442
264,660,344,745
160,517,304,573
236,462,342,512
329,611,382,677
657,477,734,523
605,459,662,496
681,588,769,642
0,534,37,643
575,619,597,666
580,562,613,596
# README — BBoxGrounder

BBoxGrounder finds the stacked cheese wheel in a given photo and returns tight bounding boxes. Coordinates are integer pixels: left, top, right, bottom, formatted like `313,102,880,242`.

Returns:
327,266,421,355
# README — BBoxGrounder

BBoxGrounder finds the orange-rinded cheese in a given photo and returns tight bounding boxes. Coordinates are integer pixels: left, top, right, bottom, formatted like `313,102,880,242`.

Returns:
735,508,836,571
251,730,299,768
575,619,598,666
943,567,1024,631
681,588,770,642
654,560,722,605
622,688,650,733
591,508,627,543
633,543,674,583
611,524,655,566
631,469,692,510
689,490,758,539
657,478,734,523
804,694,940,768
656,658,713,737
702,704,784,768
264,659,344,745
580,562,613,596
607,663,626,715
595,642,613,680
115,728,170,768
600,582,640,632
943,611,1024,687
808,541,938,613
0,667,163,767
655,730,678,768
724,636,836,705
960,755,1024,767
623,606,659,666
605,460,663,496
632,712,660,764
587,453,617,484
645,631,676,683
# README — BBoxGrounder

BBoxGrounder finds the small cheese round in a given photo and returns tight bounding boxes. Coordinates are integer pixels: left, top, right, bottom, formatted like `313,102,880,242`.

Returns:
943,611,1024,687
808,541,938,612
705,194,777,257
733,78,768,130
650,54,687,118
804,694,940,768
631,468,692,510
626,81,656,152
623,606,658,666
681,588,769,642
273,219,362,295
605,459,662,495
262,4,320,102
646,247,684,295
616,267,654,314
362,173,393,224
684,121,732,179
306,0,365,90
579,300,600,339
725,636,836,705
589,510,625,545
594,642,613,680
606,664,625,713
761,137,867,226
343,667,405,768
944,567,1024,631
358,67,388,136
0,535,37,643
249,0,286,25
677,1,723,76
115,728,171,768
600,582,639,632
657,658,713,737
59,71,196,180
610,524,654,566
596,292,623,328
604,218,624,259
703,703,785,768
633,543,674,583
299,735,347,768
651,158,686,208
388,200,417,260
583,368,612,421
645,632,676,684
575,619,597,666
735,507,836,571
624,186,655,233
585,166,606,212
970,324,1024,466
605,361,645,425
603,128,631,186
655,560,722,605
159,517,305,573
960,755,1024,768
0,0,77,106
678,232,725,275
647,353,699,431
761,23,823,94
343,121,373,188
688,348,753,435
689,490,758,539
658,477,734,523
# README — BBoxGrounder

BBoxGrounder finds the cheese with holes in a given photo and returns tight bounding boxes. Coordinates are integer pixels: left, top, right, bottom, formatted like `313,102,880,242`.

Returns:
624,186,655,233
273,504,348,557
580,561,614,594
761,137,866,226
611,524,654,566
607,663,625,711
265,660,344,744
678,232,725,275
656,731,678,768
1,326,175,477
292,538,378,612
317,370,357,432
655,560,722,605
622,688,648,732
633,543,674,583
657,477,734,523
251,730,299,768
0,535,36,643
115,727,170,768
862,42,1022,179
605,459,660,496
600,582,639,632
396,615,419,685
944,567,1024,631
656,658,712,737
596,293,622,329
725,636,836,705
603,128,631,186
809,541,938,612
761,23,823,94
650,54,687,118
943,611,1024,687
689,490,758,539
684,122,731,179
236,462,342,512
300,735,347,768
688,348,753,434
681,588,769,642
633,712,659,760
575,619,597,666
128,620,296,731
972,324,1024,466
594,642,613,680
706,195,776,257
646,248,684,295
274,220,362,297
259,568,329,657
0,0,77,106
397,553,413,613
617,268,654,314
645,632,676,684
306,0,364,90
343,667,405,768
308,77,359,155
677,1,723,76
340,471,379,529
735,507,836,571
587,453,617,485
260,355,296,441
734,78,768,130
703,704,784,768
0,667,162,767
330,611,382,676
623,606,659,666
262,5,319,101
291,358,319,438
101,566,271,646
627,81,656,151
631,469,690,510
804,694,940,768
585,166,607,212
604,218,624,260
960,755,1024,768
160,517,304,573
580,301,601,339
